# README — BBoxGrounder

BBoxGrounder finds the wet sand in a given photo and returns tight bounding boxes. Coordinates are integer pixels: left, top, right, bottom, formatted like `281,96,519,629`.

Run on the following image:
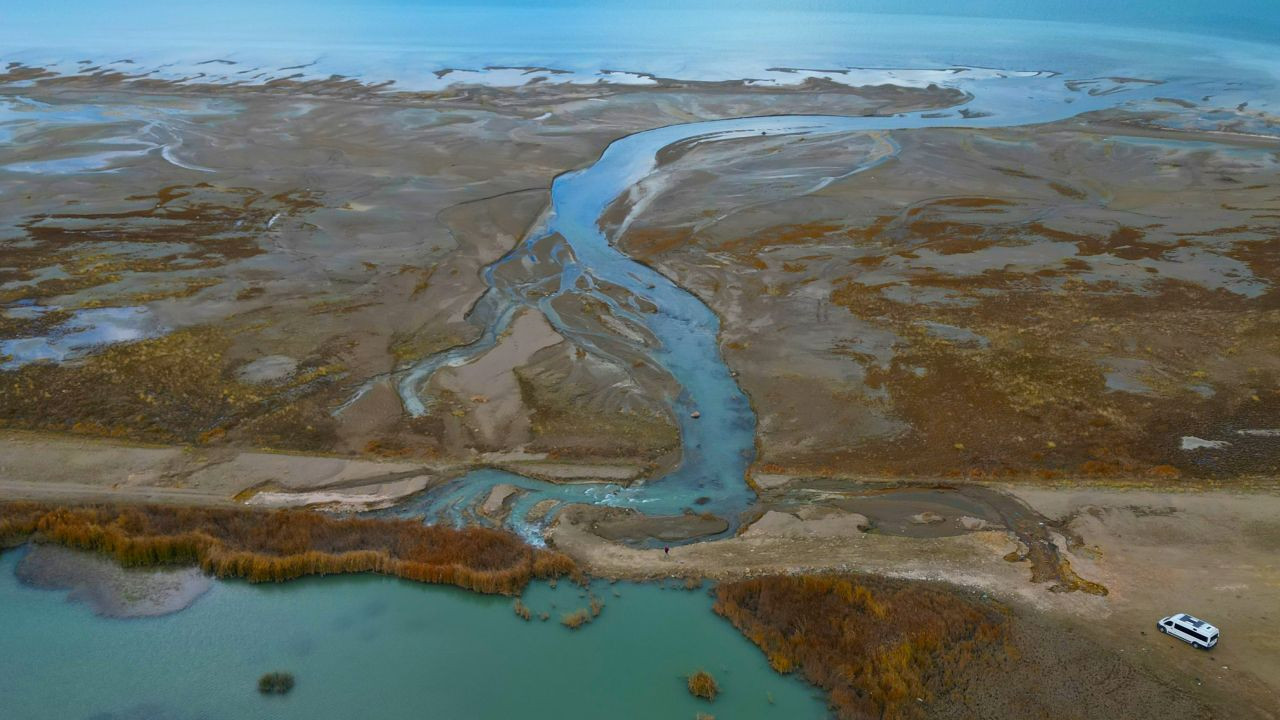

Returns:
0,65,968,478
4,61,1276,482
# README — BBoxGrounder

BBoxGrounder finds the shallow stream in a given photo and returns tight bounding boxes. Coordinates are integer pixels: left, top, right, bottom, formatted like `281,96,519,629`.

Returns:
374,72,1257,542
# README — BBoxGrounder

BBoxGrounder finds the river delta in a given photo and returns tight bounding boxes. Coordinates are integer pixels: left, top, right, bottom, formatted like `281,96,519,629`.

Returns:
2,2,1280,718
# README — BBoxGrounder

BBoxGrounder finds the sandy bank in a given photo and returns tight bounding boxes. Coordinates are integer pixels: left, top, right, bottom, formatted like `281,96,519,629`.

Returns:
0,431,447,509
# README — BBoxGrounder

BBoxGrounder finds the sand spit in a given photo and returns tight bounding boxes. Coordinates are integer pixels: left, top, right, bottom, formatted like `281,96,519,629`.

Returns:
432,309,566,448
0,432,448,508
244,475,432,511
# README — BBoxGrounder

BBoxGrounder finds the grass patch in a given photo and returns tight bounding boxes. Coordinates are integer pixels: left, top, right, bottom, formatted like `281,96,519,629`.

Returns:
513,598,532,620
0,326,344,452
514,367,678,462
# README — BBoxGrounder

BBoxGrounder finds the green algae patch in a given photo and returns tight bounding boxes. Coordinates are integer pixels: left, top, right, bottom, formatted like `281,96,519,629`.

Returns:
258,672,296,694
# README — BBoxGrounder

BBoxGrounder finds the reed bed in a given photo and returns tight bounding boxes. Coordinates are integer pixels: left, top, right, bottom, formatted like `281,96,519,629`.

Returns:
0,502,575,595
687,670,719,701
713,574,1007,720
560,608,591,629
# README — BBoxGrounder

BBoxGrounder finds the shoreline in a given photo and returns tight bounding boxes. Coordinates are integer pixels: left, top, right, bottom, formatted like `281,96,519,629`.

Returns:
5,476,1278,714
4,490,1274,717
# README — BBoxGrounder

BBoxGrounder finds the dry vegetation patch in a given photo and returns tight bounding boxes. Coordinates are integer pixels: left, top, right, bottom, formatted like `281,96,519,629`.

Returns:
0,327,343,450
0,183,319,307
0,502,575,595
713,574,1007,720
686,669,719,701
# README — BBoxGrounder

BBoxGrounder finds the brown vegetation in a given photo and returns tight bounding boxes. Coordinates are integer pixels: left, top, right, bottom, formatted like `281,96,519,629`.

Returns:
713,574,1007,720
823,268,1280,479
686,670,719,701
0,502,575,595
513,366,678,462
0,327,343,451
560,608,591,629
513,598,533,620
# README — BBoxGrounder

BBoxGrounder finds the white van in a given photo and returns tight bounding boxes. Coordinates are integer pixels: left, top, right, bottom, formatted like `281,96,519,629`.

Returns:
1158,613,1219,649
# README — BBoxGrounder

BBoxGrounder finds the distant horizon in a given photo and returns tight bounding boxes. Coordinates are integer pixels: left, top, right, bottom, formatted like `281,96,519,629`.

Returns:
2,0,1278,50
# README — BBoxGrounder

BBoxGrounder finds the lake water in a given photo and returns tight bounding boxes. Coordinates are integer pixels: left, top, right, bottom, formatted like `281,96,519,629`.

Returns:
2,1,1278,101
0,548,824,719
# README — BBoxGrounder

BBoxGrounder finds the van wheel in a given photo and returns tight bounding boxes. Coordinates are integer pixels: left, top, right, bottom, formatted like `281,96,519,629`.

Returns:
1192,642,1202,649
1159,626,1166,634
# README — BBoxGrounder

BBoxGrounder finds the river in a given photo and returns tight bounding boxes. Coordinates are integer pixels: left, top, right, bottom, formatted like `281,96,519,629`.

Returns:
371,66,1277,541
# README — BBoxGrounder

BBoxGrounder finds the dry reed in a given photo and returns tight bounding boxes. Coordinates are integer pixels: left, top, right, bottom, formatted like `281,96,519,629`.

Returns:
0,502,575,595
560,608,591,629
687,670,719,701
714,574,1007,720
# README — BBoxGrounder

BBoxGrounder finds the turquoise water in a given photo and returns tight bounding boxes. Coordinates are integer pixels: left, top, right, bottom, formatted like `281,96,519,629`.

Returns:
0,548,825,719
2,2,1278,100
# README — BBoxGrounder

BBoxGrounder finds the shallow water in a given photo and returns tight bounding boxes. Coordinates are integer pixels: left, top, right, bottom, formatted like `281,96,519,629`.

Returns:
0,548,824,719
0,305,164,369
3,2,1279,97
